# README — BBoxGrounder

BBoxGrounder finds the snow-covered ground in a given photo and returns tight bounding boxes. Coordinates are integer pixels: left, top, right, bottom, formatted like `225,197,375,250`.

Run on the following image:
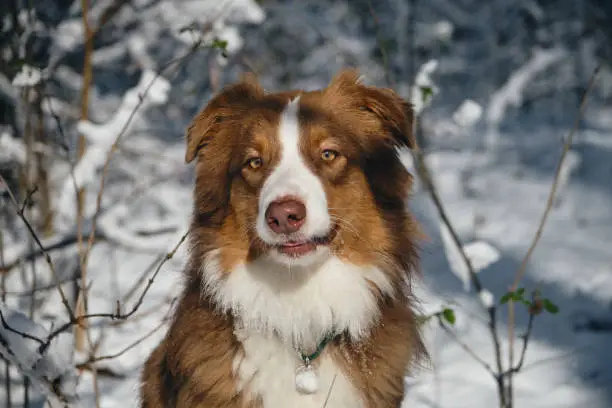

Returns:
1,0,611,407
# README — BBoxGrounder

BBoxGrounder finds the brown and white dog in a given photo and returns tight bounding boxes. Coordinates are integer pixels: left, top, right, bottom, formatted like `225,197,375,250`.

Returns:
139,70,426,408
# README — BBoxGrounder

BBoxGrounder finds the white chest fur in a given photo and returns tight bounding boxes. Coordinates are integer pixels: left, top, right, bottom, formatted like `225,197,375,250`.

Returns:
233,330,364,408
202,252,394,407
202,252,393,349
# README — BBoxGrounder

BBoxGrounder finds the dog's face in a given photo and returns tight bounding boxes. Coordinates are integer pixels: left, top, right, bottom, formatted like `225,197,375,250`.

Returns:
186,70,421,345
186,71,418,276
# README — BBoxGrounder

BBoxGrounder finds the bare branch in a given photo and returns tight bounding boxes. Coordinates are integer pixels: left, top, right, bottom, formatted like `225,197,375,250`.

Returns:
42,230,188,350
79,297,176,367
505,66,600,406
502,312,535,377
1,226,176,279
79,41,204,277
1,232,106,274
0,309,45,347
411,135,506,398
0,175,75,321
437,316,496,377
511,65,600,290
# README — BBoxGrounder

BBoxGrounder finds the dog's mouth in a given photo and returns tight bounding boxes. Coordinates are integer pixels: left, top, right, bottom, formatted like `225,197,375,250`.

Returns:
275,227,337,258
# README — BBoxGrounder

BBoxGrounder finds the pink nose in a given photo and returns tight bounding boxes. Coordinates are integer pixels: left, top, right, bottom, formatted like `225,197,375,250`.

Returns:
265,198,307,234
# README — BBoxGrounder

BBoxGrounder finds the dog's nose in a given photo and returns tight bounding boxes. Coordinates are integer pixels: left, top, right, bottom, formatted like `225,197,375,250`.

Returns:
266,198,307,234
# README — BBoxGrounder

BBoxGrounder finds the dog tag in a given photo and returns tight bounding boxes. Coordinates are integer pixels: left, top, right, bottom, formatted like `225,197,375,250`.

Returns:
295,363,318,394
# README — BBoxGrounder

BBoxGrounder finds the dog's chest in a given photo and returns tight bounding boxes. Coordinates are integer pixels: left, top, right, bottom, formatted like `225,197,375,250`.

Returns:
233,331,364,408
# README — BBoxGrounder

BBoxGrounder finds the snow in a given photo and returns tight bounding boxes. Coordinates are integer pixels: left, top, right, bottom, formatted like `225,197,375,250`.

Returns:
439,221,501,292
486,47,567,149
57,69,171,222
2,0,612,407
453,100,483,128
0,131,26,164
433,21,454,43
411,60,440,116
0,305,79,407
555,150,581,203
11,64,43,87
479,289,495,309
54,19,83,52
404,146,612,407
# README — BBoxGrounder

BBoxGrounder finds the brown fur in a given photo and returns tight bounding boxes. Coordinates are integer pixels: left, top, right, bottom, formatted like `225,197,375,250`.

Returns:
139,70,426,407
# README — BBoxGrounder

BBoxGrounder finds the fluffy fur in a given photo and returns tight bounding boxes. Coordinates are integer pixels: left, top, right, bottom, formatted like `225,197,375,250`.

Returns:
139,70,426,408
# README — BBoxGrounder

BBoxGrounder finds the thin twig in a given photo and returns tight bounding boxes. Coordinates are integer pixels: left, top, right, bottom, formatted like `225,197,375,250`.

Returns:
511,66,600,289
79,321,165,366
79,41,203,277
0,231,11,408
75,0,96,362
0,175,75,321
1,226,177,275
506,66,600,407
121,253,165,302
437,317,496,377
413,150,485,293
3,276,79,297
1,232,107,274
412,148,505,350
20,186,38,214
80,297,175,367
24,199,38,408
412,117,506,407
0,229,187,392
502,312,535,377
42,230,188,350
0,309,46,347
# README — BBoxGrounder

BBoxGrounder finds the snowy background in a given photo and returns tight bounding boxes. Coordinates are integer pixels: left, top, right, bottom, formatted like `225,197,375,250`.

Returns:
1,0,611,407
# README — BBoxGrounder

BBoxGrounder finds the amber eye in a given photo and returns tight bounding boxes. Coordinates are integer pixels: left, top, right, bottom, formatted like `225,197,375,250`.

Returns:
321,149,338,162
245,157,263,170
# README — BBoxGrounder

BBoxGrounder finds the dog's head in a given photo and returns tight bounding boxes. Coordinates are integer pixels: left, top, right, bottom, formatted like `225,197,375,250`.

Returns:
186,70,420,343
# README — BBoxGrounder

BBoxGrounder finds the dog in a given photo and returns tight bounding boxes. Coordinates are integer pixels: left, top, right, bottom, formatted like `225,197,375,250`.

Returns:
139,69,426,408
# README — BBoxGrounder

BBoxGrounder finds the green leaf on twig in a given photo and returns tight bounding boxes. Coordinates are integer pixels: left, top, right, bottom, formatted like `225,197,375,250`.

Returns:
442,308,456,325
543,299,559,314
420,86,433,103
211,38,228,51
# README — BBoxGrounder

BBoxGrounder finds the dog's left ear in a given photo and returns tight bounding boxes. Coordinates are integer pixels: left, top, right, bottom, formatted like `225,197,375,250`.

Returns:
326,69,415,149
361,87,415,149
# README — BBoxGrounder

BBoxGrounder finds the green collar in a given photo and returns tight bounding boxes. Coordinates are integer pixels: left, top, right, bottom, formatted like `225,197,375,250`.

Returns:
298,333,337,364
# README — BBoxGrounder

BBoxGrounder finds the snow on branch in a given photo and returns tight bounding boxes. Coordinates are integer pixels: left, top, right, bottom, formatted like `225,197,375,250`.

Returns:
439,222,500,293
0,131,27,164
486,47,567,148
57,69,170,221
11,64,44,88
410,59,439,116
0,304,79,408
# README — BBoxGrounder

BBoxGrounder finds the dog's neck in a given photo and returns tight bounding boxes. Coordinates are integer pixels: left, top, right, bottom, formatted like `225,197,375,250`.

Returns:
200,249,393,351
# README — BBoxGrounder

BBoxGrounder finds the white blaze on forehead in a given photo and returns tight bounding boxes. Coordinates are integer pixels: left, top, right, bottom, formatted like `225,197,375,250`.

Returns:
255,97,331,245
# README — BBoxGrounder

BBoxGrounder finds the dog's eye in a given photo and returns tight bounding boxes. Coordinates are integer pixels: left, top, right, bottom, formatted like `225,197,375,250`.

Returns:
321,149,338,162
246,157,263,170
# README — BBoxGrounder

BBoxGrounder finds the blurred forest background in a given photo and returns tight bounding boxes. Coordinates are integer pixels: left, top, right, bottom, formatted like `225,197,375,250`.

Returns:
0,0,611,407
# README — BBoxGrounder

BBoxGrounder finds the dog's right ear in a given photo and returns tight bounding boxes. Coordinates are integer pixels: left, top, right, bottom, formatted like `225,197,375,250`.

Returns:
185,73,264,163
186,74,264,218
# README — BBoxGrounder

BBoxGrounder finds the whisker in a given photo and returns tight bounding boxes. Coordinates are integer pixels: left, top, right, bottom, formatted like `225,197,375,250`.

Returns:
329,215,361,238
